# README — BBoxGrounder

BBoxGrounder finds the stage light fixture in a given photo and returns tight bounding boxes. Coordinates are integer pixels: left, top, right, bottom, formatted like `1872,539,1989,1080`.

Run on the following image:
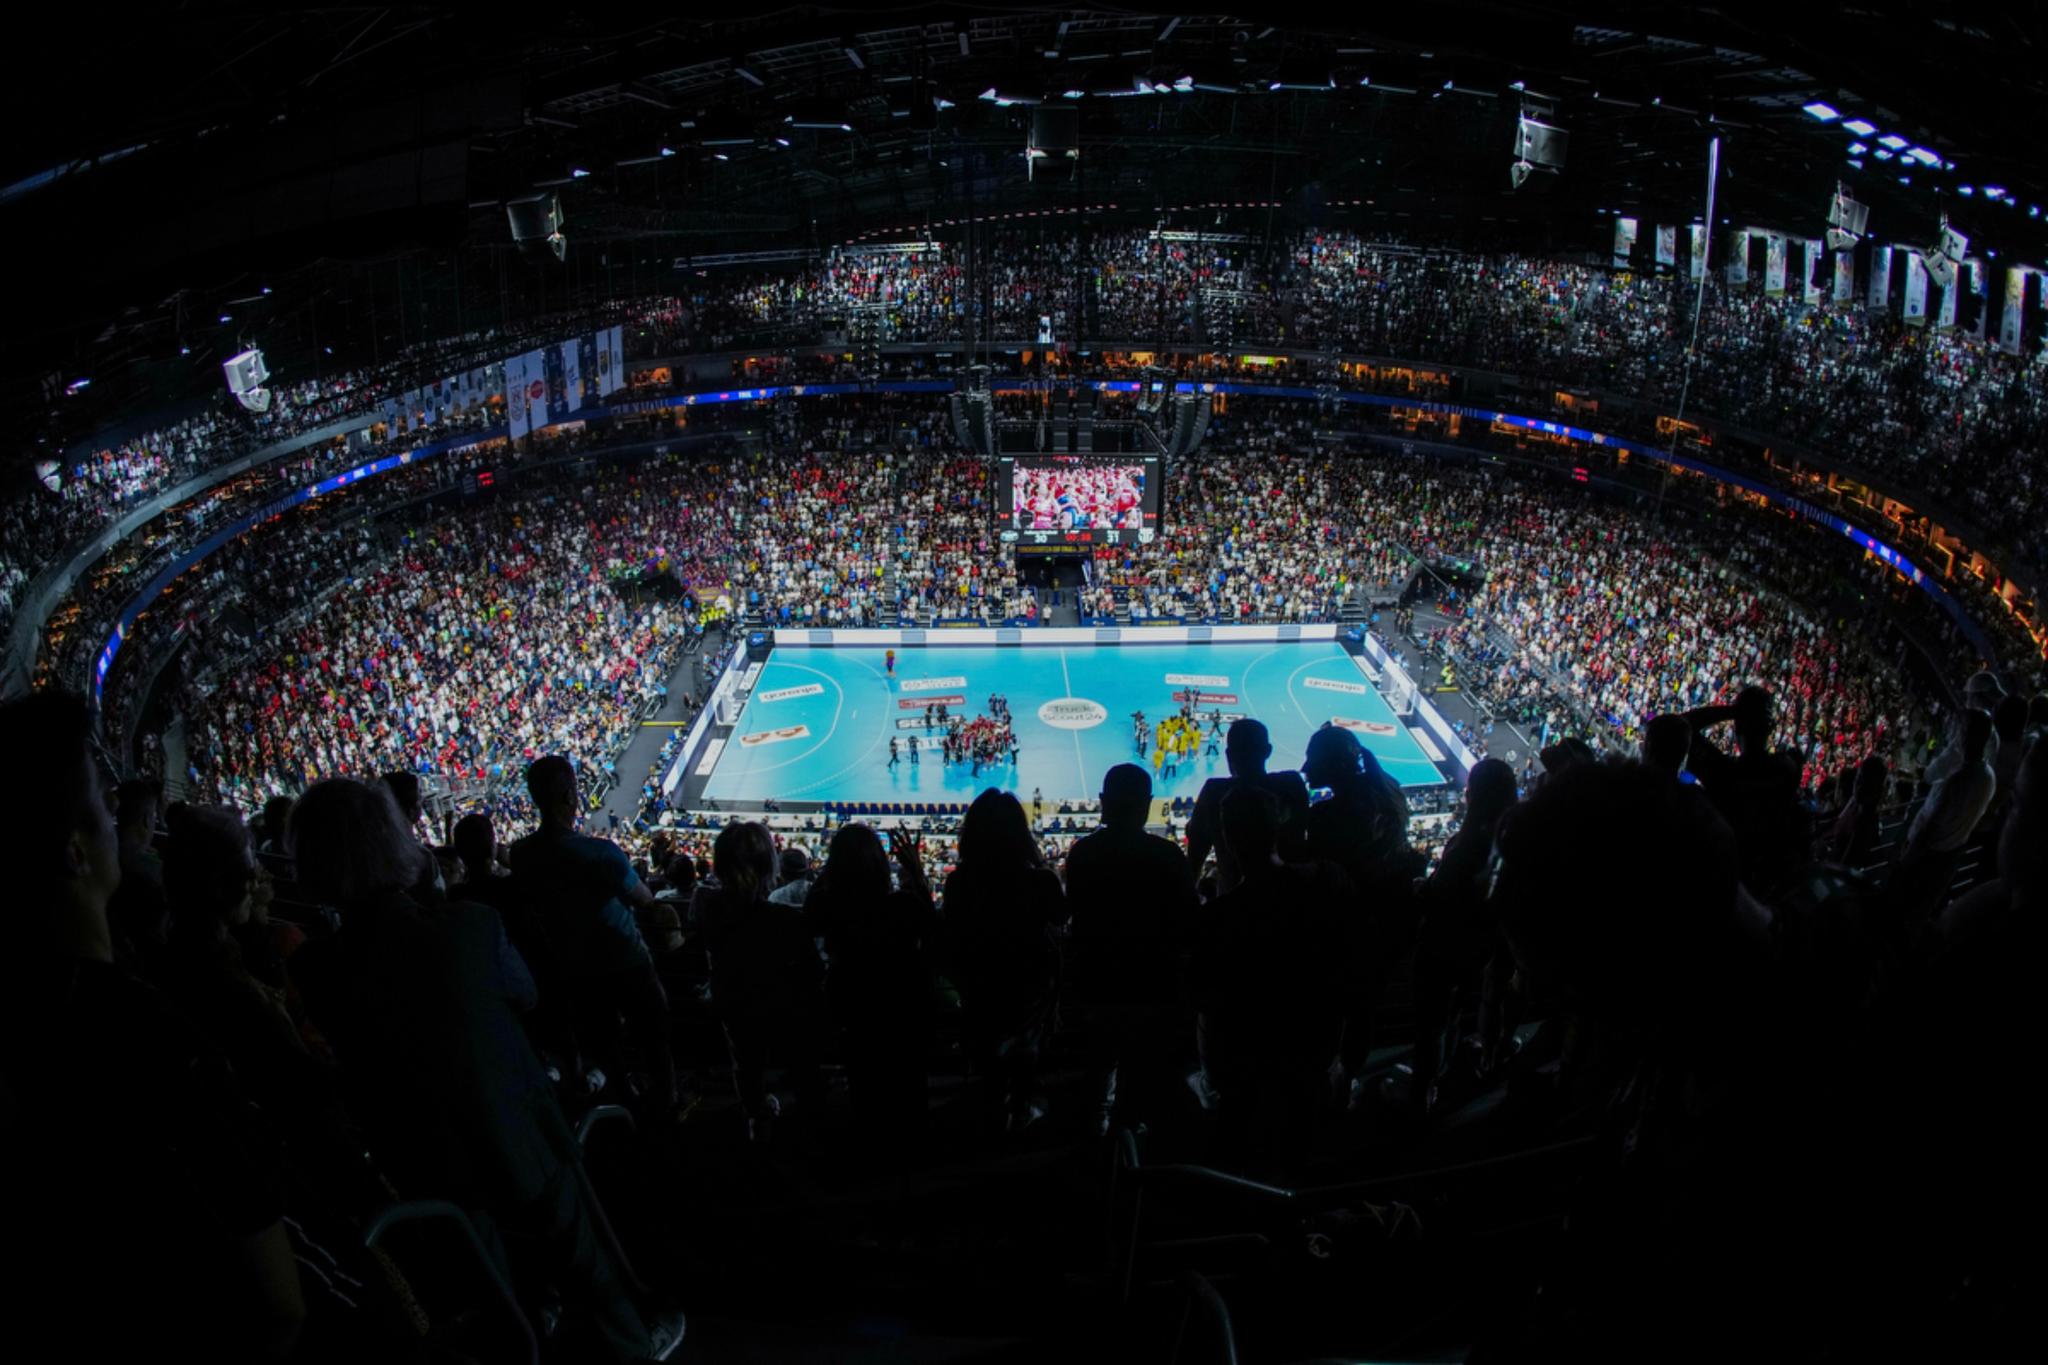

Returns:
1802,101,1840,121
1825,183,1869,252
223,348,272,413
1511,106,1567,190
1878,134,1909,149
1919,213,1968,292
507,192,567,262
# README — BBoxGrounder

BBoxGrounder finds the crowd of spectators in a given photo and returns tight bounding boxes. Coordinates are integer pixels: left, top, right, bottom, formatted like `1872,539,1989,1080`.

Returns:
18,226,2048,683
12,653,2037,1355
97,392,2029,823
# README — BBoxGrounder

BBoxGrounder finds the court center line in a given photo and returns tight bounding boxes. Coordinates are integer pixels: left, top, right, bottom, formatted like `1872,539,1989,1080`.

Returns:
1059,647,1087,796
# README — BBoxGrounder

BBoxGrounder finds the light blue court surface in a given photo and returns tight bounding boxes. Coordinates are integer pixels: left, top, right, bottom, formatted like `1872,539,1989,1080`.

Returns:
700,641,1444,806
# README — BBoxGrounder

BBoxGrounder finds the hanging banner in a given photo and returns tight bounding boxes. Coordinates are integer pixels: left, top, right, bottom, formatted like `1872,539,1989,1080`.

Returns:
561,336,584,414
1689,224,1709,281
1936,270,1959,330
599,323,624,397
1612,216,1639,268
1998,265,2027,355
504,352,527,438
1833,249,1856,303
1725,229,1750,285
523,347,549,433
1655,224,1677,268
1868,245,1893,310
1802,240,1825,304
1902,251,1929,325
1763,234,1787,295
1966,259,1988,338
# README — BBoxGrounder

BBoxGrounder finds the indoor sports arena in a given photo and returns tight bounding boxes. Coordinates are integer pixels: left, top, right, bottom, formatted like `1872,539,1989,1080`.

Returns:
5,6,2042,1361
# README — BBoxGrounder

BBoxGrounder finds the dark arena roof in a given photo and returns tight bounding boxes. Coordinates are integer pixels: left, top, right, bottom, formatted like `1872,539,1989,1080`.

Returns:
8,4,2045,419
3,7,2043,1363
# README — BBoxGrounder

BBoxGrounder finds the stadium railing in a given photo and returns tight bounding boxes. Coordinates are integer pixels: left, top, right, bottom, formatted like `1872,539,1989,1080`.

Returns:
362,1200,540,1365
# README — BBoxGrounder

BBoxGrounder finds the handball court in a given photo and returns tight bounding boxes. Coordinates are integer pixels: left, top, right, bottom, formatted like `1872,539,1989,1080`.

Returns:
699,641,1444,807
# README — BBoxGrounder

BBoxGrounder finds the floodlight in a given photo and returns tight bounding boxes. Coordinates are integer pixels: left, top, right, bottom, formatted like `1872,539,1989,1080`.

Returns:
224,348,271,413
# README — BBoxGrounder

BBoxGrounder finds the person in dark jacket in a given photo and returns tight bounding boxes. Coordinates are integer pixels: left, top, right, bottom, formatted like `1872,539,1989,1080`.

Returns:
1185,718,1310,892
1061,763,1198,1135
1302,724,1423,1106
1408,758,1520,1111
159,803,353,1173
1189,785,1363,1178
686,821,825,1141
942,788,1066,1131
454,811,578,1068
805,823,941,1156
0,693,306,1362
291,777,680,1363
510,755,680,1122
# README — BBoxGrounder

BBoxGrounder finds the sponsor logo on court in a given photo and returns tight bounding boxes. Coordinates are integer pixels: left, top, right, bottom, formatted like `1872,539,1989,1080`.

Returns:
1172,690,1238,706
901,676,967,691
757,683,824,704
739,725,811,748
1304,677,1368,696
1164,673,1230,688
1332,717,1400,737
693,738,726,776
897,695,965,710
1038,697,1108,731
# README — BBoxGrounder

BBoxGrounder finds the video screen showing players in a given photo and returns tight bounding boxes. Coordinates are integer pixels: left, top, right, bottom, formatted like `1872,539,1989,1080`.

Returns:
997,455,1159,547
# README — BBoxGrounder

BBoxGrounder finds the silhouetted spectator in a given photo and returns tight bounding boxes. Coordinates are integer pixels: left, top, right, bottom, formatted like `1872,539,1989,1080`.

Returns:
1061,763,1197,1135
686,822,825,1140
1641,713,1691,781
1189,785,1361,1176
106,775,168,976
510,755,680,1121
161,804,342,1137
1821,755,1890,868
1895,709,1997,929
1488,761,1806,1358
805,824,940,1153
455,811,577,1066
1682,685,1810,893
766,846,815,907
379,769,445,902
1185,717,1311,892
1409,758,1519,1110
291,777,680,1362
257,793,296,856
0,693,305,1361
942,788,1066,1131
1302,724,1421,1101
